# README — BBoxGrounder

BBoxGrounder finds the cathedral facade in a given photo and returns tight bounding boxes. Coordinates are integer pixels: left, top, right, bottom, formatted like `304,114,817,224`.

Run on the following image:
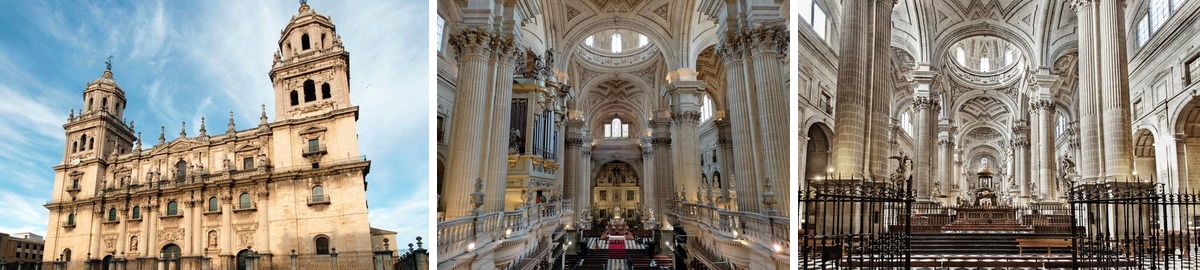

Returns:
41,3,386,269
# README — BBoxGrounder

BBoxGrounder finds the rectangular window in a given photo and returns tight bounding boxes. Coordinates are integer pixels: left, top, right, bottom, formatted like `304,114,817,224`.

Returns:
243,157,254,170
1133,99,1143,117
308,139,319,152
812,5,828,40
820,92,833,114
436,15,446,52
1137,16,1150,47
1150,0,1170,32
1189,57,1200,85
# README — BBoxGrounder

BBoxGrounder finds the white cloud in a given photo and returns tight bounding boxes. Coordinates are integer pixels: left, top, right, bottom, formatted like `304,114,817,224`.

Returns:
0,190,50,236
368,178,432,242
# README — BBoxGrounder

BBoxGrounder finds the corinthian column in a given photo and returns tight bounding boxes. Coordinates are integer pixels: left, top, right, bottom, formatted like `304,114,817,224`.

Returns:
912,96,938,201
1072,0,1104,183
443,27,497,218
716,34,759,213
1012,126,1031,199
667,79,704,203
1031,98,1058,200
747,23,789,215
1096,0,1135,181
485,37,520,213
910,68,938,201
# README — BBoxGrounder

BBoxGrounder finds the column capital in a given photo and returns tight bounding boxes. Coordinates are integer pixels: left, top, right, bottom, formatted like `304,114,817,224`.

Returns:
449,26,497,58
1070,0,1096,12
912,96,940,112
1012,137,1031,149
1030,98,1056,112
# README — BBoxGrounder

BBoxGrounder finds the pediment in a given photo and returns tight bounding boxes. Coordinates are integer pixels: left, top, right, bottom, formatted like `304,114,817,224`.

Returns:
150,139,202,155
235,144,261,154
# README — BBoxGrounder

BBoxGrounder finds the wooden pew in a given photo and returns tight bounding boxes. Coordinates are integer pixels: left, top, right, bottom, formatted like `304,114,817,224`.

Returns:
1016,238,1072,256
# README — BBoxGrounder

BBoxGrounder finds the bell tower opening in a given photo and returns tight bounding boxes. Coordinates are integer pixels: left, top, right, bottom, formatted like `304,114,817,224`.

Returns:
269,3,351,121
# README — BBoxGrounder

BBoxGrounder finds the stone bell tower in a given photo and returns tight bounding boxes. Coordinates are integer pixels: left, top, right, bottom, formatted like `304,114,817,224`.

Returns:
269,1,352,121
55,60,137,201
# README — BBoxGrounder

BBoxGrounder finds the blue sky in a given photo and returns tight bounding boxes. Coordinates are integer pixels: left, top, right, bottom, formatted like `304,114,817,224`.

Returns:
0,0,430,244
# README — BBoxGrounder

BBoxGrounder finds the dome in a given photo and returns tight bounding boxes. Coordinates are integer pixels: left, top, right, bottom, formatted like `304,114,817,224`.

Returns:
948,36,1022,73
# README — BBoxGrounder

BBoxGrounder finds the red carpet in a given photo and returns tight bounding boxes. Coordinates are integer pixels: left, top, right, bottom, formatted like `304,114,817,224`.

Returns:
608,240,626,258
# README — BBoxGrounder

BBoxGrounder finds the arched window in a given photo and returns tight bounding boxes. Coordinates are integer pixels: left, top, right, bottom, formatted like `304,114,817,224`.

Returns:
700,94,715,122
290,90,299,106
585,36,594,46
166,201,179,216
63,249,71,262
980,57,991,71
301,34,311,50
899,110,913,135
611,33,622,53
315,235,330,254
303,80,317,102
1056,114,1069,136
87,98,93,112
67,213,75,225
208,197,219,212
239,192,252,209
88,138,94,150
604,118,628,138
72,141,78,153
80,135,87,151
638,34,648,47
108,208,117,222
312,185,325,200
1004,49,1015,66
132,206,141,219
321,83,331,99
101,97,108,111
175,160,187,181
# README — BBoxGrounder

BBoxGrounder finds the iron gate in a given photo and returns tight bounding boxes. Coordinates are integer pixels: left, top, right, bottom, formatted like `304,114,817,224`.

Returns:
1068,181,1200,269
799,178,913,269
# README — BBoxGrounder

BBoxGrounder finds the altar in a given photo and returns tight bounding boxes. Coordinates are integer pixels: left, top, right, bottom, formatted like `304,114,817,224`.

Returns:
940,165,1033,233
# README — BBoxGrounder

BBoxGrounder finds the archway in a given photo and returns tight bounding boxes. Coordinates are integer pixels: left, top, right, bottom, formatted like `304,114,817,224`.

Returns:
805,123,832,180
102,254,113,270
237,249,253,270
1134,129,1157,182
161,244,181,270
